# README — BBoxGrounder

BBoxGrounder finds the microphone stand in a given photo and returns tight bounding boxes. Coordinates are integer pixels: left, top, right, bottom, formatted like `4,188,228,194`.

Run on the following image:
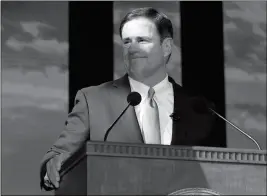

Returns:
209,108,262,150
104,103,131,141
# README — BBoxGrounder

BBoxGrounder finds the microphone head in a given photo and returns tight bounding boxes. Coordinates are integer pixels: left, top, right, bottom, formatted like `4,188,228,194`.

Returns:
127,92,142,106
191,96,215,114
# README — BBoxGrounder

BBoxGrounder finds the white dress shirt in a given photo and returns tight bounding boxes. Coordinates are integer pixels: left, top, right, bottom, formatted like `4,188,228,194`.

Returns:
128,75,174,145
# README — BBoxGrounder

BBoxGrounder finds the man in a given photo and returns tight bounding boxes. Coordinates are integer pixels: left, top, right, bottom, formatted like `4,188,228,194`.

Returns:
40,7,215,190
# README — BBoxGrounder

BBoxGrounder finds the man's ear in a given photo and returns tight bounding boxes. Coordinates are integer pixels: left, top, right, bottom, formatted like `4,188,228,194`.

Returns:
162,37,173,57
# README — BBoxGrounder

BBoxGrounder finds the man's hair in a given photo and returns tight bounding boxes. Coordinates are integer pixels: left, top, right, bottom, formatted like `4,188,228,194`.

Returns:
119,7,173,42
119,7,173,63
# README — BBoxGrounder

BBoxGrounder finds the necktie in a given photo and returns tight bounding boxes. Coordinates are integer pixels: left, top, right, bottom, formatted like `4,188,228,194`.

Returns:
142,87,161,144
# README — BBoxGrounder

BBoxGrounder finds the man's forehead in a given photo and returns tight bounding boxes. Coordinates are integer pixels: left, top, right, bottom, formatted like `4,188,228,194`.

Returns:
121,17,157,39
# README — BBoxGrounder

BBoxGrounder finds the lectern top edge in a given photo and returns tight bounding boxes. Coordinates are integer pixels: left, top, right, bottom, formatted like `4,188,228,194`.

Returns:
59,140,266,180
86,141,267,165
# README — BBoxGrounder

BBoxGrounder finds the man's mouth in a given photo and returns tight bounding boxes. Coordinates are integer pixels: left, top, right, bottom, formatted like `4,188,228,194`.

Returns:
130,55,146,59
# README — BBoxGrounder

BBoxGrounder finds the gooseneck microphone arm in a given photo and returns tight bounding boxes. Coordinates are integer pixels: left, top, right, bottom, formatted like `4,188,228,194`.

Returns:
104,103,131,141
103,91,142,142
192,96,262,150
209,108,262,150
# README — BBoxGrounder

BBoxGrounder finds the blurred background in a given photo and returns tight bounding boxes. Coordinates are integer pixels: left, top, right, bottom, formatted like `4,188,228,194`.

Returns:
1,1,266,195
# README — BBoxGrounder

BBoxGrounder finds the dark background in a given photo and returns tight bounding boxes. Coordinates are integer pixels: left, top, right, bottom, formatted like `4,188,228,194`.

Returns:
1,1,266,195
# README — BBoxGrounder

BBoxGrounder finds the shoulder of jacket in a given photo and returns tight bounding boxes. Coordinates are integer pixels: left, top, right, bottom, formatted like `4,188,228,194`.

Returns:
78,80,114,96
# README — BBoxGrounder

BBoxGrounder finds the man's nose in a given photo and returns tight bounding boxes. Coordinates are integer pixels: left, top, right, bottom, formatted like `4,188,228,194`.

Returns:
127,42,141,52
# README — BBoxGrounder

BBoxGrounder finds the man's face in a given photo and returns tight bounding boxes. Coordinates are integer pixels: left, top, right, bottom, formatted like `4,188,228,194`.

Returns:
121,17,166,81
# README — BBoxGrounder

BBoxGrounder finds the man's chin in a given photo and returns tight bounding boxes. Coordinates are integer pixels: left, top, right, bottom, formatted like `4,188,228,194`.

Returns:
128,71,152,81
128,71,144,80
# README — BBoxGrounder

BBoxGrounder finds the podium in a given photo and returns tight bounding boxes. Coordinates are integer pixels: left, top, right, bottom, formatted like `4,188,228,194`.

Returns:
55,141,267,195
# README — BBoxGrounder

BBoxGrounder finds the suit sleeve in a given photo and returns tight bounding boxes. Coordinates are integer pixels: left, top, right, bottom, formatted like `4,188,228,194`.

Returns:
40,89,90,188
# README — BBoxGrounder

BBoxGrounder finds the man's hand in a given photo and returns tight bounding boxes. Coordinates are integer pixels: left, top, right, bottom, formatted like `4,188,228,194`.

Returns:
45,154,66,189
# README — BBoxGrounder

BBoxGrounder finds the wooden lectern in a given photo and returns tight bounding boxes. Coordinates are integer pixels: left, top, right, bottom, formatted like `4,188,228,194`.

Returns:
55,141,267,195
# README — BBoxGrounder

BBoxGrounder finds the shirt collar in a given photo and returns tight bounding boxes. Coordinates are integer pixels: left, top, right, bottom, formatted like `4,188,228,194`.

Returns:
153,74,169,93
128,74,170,99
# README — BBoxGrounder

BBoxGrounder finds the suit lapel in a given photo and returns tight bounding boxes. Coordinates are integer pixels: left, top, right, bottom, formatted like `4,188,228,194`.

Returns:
168,77,190,145
112,74,144,143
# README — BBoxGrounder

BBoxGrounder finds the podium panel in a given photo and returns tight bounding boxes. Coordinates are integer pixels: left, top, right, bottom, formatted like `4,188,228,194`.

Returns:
56,142,267,195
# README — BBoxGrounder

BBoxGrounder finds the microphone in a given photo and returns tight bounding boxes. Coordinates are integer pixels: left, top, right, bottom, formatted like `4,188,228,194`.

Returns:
192,96,262,150
103,92,142,141
169,110,181,121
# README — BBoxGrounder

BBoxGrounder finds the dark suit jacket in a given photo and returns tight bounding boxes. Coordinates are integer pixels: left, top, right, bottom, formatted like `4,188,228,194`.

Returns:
40,74,215,188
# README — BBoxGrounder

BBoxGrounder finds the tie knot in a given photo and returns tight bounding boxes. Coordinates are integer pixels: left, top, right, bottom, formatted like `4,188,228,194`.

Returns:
148,87,155,100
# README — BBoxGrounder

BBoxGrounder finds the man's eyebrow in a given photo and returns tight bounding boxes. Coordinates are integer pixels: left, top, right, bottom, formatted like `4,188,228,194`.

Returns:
138,36,151,40
122,36,152,41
